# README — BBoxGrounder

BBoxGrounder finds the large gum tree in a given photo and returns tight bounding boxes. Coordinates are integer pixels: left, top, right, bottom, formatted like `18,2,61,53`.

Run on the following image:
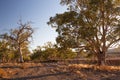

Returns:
48,0,120,65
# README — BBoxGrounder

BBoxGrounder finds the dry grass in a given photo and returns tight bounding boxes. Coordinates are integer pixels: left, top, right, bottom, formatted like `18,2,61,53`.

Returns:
69,64,120,71
20,63,30,69
68,64,120,79
20,63,36,69
0,68,8,78
0,63,120,80
20,62,43,69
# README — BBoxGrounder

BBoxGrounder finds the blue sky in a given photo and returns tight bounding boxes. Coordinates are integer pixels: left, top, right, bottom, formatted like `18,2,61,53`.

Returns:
0,0,67,50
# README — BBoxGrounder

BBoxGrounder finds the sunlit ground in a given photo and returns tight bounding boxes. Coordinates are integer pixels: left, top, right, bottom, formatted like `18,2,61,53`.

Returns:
0,62,120,80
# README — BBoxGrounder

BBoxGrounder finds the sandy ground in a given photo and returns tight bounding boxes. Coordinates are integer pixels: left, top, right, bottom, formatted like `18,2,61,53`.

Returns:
0,62,120,80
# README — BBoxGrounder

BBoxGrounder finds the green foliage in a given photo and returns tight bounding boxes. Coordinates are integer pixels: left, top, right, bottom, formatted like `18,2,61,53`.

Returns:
0,21,33,62
0,40,10,62
31,47,58,61
0,39,31,62
48,0,120,65
57,48,77,59
31,42,77,61
31,47,42,61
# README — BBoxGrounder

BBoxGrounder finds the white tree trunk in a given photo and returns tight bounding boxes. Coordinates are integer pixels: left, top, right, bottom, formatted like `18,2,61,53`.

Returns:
19,47,24,63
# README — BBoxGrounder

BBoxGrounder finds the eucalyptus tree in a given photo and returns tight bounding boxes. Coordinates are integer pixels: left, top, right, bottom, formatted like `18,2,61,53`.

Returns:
2,21,33,62
48,0,120,65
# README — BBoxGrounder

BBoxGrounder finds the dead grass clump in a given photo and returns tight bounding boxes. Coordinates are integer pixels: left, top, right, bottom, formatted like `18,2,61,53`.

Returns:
35,63,43,67
20,63,30,69
19,62,43,69
74,70,85,77
50,69,56,73
69,64,120,71
69,64,93,70
97,65,120,71
0,68,8,78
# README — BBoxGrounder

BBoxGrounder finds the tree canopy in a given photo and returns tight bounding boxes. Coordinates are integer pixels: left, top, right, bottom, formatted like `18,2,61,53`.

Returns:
48,0,120,65
1,21,33,62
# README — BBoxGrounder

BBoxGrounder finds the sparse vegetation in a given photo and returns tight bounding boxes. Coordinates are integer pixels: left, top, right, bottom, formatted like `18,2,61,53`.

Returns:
0,63,119,80
0,0,120,80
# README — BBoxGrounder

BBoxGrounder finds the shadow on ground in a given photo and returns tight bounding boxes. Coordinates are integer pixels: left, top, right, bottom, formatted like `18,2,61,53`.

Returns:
3,72,69,80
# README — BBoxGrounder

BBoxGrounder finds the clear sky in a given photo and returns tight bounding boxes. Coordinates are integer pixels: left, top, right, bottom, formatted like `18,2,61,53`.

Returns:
0,0,67,50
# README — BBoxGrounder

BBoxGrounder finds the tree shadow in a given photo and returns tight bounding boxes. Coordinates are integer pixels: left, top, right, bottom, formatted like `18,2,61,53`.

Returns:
0,66,20,69
101,75,120,80
3,72,69,80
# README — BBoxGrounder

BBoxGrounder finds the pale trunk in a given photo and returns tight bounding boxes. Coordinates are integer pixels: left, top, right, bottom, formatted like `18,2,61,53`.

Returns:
18,46,24,63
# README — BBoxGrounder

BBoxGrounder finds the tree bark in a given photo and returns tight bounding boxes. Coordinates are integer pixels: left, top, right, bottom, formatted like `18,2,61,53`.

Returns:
18,47,24,63
97,51,106,66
